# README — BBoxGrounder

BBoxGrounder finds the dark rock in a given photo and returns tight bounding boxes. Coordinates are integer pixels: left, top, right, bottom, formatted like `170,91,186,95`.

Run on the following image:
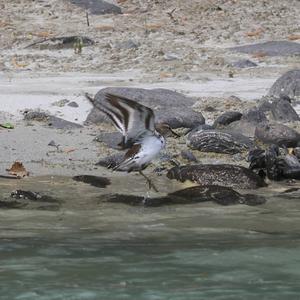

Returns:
270,97,299,122
213,111,243,128
10,190,60,203
230,41,300,57
104,185,266,207
187,129,253,154
180,150,198,162
0,200,26,209
268,70,300,99
24,110,82,129
25,36,94,50
72,175,111,188
241,107,268,124
184,124,214,136
94,132,123,149
230,59,258,68
86,87,205,129
255,123,300,147
226,120,257,138
68,101,79,108
167,164,267,189
248,148,266,170
70,0,122,15
96,153,124,169
294,147,300,159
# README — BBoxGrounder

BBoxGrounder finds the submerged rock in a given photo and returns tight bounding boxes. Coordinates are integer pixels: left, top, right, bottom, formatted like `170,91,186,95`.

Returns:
10,190,59,202
73,175,111,188
230,41,300,57
187,129,253,154
104,185,266,207
167,164,267,189
255,123,300,147
86,87,205,128
268,70,300,99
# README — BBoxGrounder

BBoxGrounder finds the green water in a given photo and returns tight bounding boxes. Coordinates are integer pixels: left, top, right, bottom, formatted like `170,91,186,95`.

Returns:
0,176,300,299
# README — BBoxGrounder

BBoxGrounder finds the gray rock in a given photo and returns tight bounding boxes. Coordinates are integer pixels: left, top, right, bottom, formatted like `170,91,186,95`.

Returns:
70,0,122,15
270,97,299,122
25,36,94,50
86,87,205,128
68,101,79,108
24,110,82,129
187,129,253,154
94,132,123,149
213,111,243,128
115,39,140,50
230,41,300,57
255,123,300,147
180,150,198,162
268,69,300,99
167,164,267,189
226,120,257,138
104,185,266,206
230,59,258,68
241,107,268,124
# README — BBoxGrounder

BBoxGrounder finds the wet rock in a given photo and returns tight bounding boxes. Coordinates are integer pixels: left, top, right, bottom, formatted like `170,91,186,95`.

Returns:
226,120,257,138
86,87,205,129
167,164,267,189
230,41,300,57
24,110,82,129
0,200,26,209
213,111,243,128
255,123,300,147
268,69,300,99
96,153,124,169
26,36,94,50
104,185,266,207
70,0,122,15
94,132,123,149
68,101,79,108
294,147,300,159
187,129,253,154
270,97,299,122
230,59,258,68
72,175,111,188
180,150,198,162
10,190,60,203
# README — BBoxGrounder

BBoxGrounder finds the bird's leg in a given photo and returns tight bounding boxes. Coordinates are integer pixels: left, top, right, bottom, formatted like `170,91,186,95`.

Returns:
139,170,159,193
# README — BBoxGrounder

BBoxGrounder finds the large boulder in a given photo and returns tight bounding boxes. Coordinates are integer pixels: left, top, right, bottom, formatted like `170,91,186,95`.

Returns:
86,87,205,128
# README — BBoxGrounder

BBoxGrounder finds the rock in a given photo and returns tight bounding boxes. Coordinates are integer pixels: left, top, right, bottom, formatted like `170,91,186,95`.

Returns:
51,99,69,107
230,59,258,68
24,110,82,129
225,120,257,138
255,123,300,147
213,111,243,128
25,36,94,50
230,41,300,57
241,107,268,124
95,153,124,169
167,164,267,189
104,185,266,206
268,70,300,99
270,97,299,122
72,175,111,188
0,200,26,209
10,190,59,203
115,39,140,50
86,87,205,129
180,150,198,162
294,147,300,159
187,129,253,154
70,0,122,15
94,132,123,149
68,101,79,108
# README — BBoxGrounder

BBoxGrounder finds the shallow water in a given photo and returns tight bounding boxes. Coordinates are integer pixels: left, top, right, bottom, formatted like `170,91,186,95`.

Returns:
1,176,300,299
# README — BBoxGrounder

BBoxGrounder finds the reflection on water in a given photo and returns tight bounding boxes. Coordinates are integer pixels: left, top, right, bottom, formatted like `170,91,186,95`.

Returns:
1,233,300,300
0,176,300,299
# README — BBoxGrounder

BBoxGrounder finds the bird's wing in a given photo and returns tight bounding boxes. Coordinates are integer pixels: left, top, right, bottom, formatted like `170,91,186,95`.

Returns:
96,93,155,146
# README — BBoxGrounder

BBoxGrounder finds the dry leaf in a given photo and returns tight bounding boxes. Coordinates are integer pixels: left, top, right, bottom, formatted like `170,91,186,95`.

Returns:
12,57,29,68
288,34,300,41
6,162,29,178
159,72,174,78
245,28,264,37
